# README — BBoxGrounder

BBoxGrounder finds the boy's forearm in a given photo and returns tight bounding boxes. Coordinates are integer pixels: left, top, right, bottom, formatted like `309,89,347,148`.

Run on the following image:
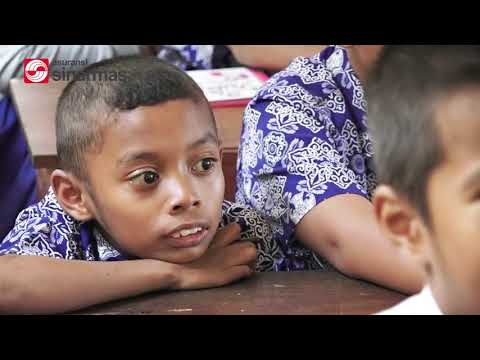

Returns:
0,255,178,314
327,224,425,294
296,194,424,295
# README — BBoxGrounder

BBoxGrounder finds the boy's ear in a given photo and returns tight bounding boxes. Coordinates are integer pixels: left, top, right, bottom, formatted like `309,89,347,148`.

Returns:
50,169,94,222
372,185,428,257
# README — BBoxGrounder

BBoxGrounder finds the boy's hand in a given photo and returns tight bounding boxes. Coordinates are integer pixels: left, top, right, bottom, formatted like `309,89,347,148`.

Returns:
173,223,257,290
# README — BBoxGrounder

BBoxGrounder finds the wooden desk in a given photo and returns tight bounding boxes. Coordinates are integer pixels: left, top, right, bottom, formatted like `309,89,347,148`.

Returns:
10,79,244,201
73,271,406,315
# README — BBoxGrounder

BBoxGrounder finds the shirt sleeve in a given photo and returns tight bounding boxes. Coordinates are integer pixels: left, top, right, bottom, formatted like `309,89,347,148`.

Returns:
0,190,84,259
0,215,67,258
236,60,372,244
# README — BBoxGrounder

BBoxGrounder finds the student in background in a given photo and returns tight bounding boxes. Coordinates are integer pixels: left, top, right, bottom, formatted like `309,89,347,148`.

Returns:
368,46,480,314
156,45,326,74
227,45,327,73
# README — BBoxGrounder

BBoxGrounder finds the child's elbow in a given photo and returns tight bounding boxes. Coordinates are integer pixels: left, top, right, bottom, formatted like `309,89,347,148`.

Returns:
326,246,424,295
326,248,359,279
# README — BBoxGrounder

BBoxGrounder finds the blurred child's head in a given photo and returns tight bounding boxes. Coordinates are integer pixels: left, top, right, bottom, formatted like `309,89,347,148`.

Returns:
367,45,480,314
52,56,225,264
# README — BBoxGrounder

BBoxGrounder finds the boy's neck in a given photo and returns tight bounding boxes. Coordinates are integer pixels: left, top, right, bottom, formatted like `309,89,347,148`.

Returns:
92,221,137,260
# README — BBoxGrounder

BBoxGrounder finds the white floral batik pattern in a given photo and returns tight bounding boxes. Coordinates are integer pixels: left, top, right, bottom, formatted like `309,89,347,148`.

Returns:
236,45,377,271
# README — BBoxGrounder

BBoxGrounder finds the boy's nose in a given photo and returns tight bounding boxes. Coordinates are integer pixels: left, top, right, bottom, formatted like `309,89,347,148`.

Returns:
167,177,201,215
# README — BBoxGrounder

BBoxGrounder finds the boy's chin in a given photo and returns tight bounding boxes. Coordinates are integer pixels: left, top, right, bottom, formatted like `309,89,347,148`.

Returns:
155,243,211,264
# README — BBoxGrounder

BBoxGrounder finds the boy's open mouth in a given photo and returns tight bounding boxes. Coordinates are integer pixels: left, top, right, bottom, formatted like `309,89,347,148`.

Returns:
166,223,210,248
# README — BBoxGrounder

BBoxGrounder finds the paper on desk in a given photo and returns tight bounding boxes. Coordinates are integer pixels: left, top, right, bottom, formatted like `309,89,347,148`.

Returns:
186,67,268,105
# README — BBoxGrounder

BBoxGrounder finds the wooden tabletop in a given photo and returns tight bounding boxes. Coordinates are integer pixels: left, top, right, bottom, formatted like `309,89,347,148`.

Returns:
73,270,406,315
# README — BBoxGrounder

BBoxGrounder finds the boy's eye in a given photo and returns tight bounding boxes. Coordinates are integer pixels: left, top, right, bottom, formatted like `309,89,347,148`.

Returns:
129,170,159,186
193,158,217,173
143,172,159,184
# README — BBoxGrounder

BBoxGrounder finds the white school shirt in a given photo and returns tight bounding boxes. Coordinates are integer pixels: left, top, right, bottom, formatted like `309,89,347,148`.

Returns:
376,286,443,315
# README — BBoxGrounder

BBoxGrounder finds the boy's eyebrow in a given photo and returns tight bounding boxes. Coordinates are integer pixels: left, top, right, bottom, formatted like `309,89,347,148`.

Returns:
117,151,159,168
116,131,219,168
187,131,219,150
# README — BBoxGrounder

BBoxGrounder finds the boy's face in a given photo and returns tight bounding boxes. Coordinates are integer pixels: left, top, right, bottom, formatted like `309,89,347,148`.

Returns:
82,98,225,264
375,88,480,314
423,89,480,314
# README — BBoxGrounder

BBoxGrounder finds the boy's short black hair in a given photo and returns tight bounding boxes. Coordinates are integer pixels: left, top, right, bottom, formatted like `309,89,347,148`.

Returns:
56,55,210,180
366,45,480,222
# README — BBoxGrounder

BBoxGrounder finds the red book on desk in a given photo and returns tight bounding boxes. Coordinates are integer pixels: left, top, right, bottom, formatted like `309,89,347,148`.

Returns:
186,67,269,108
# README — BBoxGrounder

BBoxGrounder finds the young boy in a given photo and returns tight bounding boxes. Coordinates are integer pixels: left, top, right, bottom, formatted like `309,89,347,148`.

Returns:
366,45,480,314
0,56,276,314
